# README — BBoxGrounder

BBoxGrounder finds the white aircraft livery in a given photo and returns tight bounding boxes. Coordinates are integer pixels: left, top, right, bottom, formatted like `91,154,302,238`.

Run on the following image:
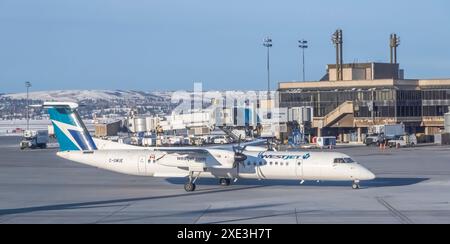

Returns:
45,102,376,192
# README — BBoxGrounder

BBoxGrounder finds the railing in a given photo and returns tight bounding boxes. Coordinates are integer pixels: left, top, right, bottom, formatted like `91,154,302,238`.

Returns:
313,101,354,128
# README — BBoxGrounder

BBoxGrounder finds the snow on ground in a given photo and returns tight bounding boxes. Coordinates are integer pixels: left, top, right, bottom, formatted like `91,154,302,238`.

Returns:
1,89,264,102
0,119,95,135
1,90,167,102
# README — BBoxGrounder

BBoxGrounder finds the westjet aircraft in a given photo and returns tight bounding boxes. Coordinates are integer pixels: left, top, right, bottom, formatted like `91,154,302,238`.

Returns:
44,102,375,192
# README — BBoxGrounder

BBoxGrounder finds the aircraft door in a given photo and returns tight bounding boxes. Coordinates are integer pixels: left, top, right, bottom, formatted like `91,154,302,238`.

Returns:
296,159,303,179
138,155,147,174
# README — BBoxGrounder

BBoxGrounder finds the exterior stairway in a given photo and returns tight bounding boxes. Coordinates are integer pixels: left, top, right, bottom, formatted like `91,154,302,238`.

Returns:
219,126,242,142
313,101,354,128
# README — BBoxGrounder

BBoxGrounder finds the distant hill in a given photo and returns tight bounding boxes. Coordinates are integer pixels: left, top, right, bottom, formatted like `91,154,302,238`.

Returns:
1,90,172,102
0,89,267,120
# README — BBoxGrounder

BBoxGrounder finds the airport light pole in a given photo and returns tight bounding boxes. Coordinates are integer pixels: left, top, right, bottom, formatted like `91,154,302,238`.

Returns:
263,37,273,101
25,81,32,131
298,39,308,82
369,88,376,124
390,33,400,64
332,29,343,81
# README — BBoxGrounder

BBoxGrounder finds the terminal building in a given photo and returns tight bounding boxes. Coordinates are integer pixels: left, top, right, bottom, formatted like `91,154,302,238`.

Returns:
278,62,450,142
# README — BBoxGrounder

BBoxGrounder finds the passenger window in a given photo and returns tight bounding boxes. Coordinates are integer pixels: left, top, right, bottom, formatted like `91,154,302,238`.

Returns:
286,163,289,166
275,162,278,165
280,162,284,166
270,162,273,165
259,162,263,166
253,162,257,166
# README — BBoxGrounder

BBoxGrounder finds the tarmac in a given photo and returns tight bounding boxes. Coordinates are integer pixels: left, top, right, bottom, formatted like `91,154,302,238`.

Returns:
1,136,450,224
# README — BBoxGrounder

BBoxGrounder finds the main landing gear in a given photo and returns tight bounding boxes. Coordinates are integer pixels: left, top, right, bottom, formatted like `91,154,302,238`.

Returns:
184,171,199,192
352,180,361,190
219,178,231,186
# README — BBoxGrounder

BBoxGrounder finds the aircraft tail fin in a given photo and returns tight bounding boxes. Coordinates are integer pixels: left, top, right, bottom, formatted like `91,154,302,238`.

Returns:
44,102,97,151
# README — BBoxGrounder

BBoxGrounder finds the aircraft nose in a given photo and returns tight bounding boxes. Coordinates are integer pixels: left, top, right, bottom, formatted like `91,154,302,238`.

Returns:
359,167,376,180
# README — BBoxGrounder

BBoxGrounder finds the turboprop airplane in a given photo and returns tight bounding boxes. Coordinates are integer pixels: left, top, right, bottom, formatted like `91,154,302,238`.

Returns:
43,102,375,192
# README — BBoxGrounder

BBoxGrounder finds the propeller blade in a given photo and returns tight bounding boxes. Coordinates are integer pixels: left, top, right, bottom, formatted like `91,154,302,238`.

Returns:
237,135,242,150
234,153,247,162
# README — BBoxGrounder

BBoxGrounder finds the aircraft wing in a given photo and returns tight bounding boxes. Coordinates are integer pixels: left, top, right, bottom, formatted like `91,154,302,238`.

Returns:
154,148,236,170
147,138,266,151
202,138,268,150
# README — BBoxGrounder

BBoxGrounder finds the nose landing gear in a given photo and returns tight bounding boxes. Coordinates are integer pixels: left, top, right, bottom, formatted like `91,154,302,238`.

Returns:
352,180,361,190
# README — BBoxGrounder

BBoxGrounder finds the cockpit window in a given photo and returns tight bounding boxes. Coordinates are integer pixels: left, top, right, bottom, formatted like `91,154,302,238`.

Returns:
334,158,355,164
334,158,345,164
343,158,355,163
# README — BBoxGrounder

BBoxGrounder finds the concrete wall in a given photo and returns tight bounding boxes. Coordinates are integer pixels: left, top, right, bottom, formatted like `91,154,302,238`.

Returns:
329,69,338,81
445,113,450,133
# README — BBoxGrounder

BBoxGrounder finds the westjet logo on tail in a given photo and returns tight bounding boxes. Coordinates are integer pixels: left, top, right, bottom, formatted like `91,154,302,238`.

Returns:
52,120,97,151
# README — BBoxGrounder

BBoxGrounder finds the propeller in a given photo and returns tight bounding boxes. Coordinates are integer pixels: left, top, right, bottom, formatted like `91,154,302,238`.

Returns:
232,135,247,177
265,138,278,152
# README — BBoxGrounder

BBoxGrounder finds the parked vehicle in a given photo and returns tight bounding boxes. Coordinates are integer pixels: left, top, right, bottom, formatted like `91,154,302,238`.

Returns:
191,137,205,146
142,137,156,147
212,135,229,144
388,134,417,148
316,136,337,149
20,130,49,150
384,124,405,140
364,134,383,146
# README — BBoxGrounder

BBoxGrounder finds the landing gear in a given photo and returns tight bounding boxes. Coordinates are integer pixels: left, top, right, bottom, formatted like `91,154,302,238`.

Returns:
352,180,361,190
184,182,196,192
219,178,231,186
184,171,200,192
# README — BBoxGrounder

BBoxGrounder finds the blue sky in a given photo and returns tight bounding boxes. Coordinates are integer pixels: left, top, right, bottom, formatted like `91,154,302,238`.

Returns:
1,0,450,93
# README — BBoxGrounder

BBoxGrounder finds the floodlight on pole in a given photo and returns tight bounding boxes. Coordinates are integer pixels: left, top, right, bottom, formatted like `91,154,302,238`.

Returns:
332,29,343,81
263,37,273,100
25,81,32,131
298,39,308,82
390,33,400,64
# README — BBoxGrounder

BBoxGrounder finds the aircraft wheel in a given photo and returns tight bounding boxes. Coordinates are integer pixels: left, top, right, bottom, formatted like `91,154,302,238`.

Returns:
184,182,196,192
352,183,360,190
219,178,231,186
